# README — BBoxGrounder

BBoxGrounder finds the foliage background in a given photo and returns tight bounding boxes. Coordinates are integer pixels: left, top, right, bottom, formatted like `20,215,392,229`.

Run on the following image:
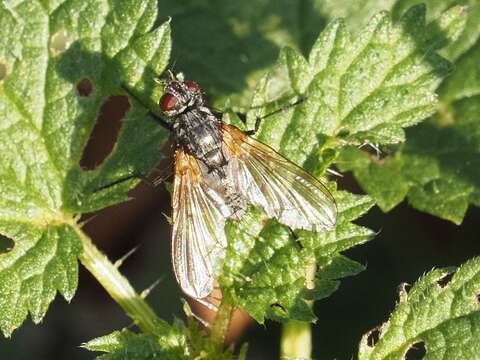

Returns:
0,0,479,359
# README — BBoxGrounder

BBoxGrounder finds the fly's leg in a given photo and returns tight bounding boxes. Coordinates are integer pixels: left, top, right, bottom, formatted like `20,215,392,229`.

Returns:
288,228,304,249
120,85,172,131
189,308,213,328
91,172,154,193
244,97,306,136
195,296,220,312
92,166,173,193
244,116,261,136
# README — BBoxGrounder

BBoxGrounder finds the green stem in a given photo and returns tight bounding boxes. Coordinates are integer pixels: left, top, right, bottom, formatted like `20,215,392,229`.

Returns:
76,227,162,334
211,297,234,346
280,262,316,359
281,320,312,359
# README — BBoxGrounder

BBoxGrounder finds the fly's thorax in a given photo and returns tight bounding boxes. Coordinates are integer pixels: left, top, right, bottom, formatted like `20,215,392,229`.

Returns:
173,108,226,170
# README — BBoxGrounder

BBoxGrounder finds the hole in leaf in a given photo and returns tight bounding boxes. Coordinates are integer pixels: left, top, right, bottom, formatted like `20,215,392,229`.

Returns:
0,62,7,80
366,327,381,347
476,293,480,304
80,95,130,170
0,234,14,253
437,272,454,288
76,78,93,97
50,29,72,54
405,341,426,360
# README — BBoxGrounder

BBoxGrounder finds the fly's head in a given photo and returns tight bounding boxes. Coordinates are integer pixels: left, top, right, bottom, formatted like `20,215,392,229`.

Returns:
159,80,203,117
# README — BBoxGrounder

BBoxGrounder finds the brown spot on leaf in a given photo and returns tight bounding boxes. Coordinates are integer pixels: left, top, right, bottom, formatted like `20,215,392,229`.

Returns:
76,78,93,97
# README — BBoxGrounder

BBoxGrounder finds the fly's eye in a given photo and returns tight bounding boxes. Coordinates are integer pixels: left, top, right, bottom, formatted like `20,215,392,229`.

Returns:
160,93,178,112
184,81,199,92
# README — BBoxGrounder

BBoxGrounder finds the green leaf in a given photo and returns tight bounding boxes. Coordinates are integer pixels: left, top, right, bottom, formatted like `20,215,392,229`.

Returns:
158,0,423,109
392,1,480,62
84,330,179,360
358,256,480,360
84,311,246,360
338,3,479,224
312,0,397,32
248,4,453,164
157,1,468,111
0,223,81,335
157,0,329,109
220,188,374,324
219,4,456,324
0,1,170,336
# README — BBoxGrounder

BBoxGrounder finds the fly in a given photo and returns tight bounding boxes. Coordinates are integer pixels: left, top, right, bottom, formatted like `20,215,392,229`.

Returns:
127,74,337,299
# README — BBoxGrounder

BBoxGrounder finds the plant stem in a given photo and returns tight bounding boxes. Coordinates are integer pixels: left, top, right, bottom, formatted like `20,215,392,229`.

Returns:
280,262,316,359
281,320,312,359
76,227,163,334
211,297,234,347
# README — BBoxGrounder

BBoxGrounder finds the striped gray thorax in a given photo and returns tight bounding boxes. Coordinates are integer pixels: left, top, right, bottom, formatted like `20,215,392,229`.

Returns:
172,107,226,172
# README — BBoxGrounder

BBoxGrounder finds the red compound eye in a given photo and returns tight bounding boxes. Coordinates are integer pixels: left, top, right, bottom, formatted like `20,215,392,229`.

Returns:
160,93,177,112
184,81,199,92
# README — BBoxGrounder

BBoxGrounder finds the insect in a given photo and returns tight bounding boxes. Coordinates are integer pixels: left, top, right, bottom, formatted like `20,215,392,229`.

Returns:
130,75,337,299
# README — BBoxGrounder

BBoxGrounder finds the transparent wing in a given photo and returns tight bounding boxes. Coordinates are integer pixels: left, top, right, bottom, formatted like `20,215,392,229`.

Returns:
222,124,337,231
171,149,232,299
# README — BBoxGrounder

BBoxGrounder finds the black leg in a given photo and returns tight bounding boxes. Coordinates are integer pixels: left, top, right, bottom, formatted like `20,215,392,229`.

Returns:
92,172,153,193
211,107,247,124
235,112,247,123
245,116,262,136
288,228,304,249
120,84,172,131
245,97,306,136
